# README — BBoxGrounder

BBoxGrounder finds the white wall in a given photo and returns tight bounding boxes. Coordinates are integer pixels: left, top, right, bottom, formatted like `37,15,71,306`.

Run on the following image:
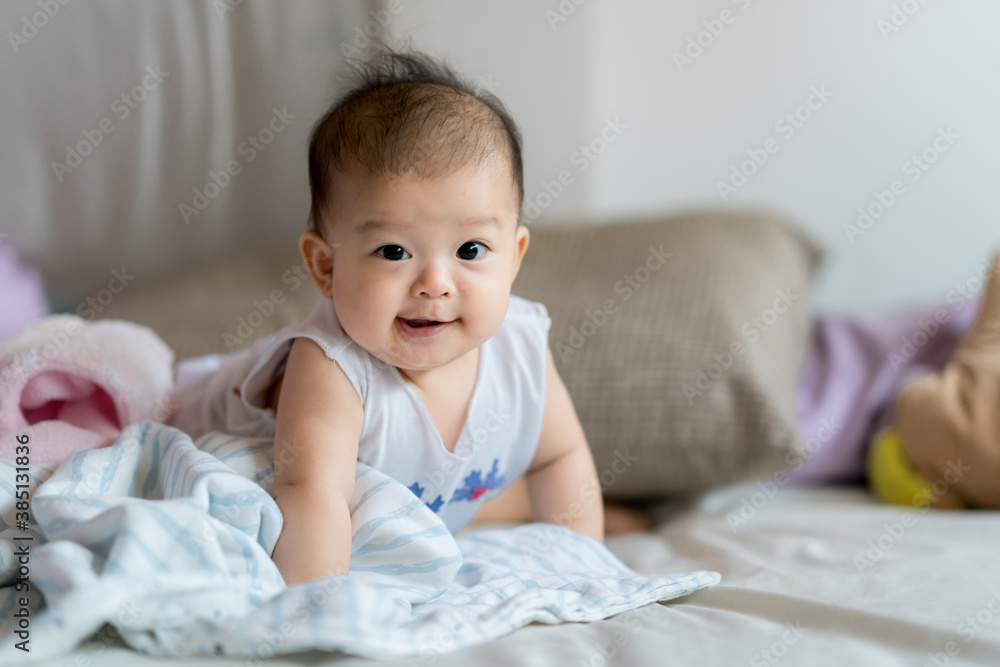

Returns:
4,1,995,313
381,0,1000,312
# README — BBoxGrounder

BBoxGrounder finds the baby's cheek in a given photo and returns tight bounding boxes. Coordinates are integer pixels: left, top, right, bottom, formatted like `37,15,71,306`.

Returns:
334,307,377,346
473,298,508,341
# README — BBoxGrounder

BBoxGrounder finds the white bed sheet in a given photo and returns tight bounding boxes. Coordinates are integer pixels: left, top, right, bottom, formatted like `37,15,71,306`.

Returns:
24,482,1000,666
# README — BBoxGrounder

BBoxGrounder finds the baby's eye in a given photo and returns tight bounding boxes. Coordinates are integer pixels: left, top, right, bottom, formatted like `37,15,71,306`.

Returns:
375,245,411,261
457,241,489,261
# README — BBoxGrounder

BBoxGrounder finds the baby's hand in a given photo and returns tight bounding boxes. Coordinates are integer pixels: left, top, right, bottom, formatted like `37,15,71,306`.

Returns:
524,349,604,541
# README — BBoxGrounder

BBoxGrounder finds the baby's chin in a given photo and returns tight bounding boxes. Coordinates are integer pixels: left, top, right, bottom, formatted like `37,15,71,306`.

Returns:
371,343,482,376
348,318,501,371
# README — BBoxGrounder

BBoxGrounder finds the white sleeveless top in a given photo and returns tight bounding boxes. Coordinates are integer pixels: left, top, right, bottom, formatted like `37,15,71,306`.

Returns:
173,294,552,534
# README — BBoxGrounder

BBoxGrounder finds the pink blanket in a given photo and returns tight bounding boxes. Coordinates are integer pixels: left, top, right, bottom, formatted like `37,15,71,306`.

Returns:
0,315,174,465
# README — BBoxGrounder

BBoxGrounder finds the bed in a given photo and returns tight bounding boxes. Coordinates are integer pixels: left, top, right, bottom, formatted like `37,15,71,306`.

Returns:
18,481,1000,666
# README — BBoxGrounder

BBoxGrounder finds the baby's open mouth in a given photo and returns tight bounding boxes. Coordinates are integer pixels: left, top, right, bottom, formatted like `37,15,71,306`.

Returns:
401,318,448,328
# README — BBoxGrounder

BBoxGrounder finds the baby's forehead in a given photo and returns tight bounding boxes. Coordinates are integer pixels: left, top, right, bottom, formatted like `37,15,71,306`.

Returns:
328,160,519,210
335,145,514,186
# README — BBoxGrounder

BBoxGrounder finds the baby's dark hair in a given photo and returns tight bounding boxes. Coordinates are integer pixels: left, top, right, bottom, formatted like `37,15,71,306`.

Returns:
307,49,524,234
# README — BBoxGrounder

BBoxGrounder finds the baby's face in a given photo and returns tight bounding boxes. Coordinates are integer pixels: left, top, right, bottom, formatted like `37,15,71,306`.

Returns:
310,162,528,376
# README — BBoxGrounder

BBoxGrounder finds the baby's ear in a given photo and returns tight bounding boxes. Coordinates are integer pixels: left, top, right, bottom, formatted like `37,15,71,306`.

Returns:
299,230,334,298
510,224,530,284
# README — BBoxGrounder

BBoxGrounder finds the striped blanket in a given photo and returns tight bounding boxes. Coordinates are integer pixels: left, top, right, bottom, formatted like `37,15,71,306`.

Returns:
0,421,719,663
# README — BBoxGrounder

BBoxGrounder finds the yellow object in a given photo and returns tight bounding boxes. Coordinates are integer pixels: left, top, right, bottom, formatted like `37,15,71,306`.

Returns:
867,427,935,507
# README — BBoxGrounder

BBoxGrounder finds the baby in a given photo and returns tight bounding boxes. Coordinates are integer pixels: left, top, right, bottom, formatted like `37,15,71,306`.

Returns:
245,51,605,586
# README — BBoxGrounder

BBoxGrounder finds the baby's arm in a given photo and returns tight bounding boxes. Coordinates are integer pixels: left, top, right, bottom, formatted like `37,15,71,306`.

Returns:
523,348,604,541
270,337,363,586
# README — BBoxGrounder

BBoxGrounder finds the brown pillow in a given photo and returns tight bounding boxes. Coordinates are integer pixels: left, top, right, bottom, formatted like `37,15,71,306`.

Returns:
510,211,823,499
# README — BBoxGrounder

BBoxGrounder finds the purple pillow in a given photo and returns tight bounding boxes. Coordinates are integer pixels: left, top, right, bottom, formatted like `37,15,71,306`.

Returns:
0,242,48,342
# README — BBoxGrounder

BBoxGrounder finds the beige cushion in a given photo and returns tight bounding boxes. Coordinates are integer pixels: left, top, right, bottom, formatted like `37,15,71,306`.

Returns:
97,248,320,362
97,211,822,499
510,212,823,499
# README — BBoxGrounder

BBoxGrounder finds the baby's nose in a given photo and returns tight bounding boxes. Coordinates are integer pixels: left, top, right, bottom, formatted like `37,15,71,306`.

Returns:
413,261,453,298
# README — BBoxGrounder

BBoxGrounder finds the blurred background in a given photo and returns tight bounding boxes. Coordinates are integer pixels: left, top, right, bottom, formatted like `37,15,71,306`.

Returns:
1,0,998,316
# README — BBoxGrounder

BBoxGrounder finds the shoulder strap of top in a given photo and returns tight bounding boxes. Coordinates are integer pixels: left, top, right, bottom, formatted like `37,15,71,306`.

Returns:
280,298,371,404
505,294,553,341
